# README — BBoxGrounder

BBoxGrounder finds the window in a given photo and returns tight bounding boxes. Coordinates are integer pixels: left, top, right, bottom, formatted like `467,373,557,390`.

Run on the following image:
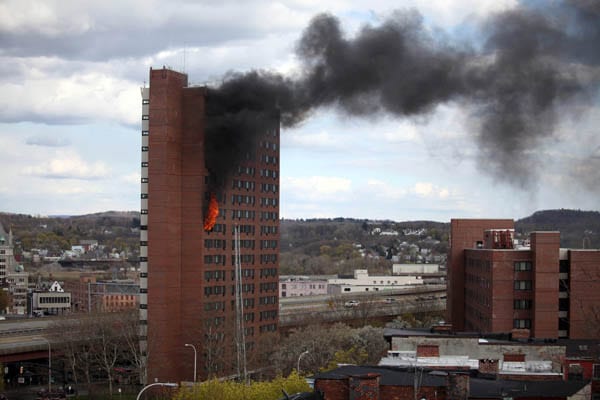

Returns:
141,146,149,152
142,115,149,120
514,280,532,290
514,299,532,309
514,261,532,271
141,193,148,199
593,364,600,380
513,319,531,329
141,209,148,215
141,177,149,183
141,161,148,167
142,99,149,105
142,130,149,136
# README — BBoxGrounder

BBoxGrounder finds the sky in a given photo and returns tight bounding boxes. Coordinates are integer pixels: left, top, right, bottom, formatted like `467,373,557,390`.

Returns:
0,0,598,222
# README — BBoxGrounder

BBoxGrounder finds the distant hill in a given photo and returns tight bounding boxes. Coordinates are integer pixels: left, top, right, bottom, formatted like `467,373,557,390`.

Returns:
0,209,598,267
515,209,600,248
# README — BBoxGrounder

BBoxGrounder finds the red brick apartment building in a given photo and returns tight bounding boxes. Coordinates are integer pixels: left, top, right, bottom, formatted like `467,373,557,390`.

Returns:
448,219,600,339
139,68,280,383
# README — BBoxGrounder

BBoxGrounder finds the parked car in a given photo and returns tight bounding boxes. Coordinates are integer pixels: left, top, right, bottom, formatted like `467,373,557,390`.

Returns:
384,298,396,303
344,300,360,307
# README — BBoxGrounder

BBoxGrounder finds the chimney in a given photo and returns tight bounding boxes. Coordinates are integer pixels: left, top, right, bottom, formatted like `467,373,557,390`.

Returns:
478,359,499,377
349,373,380,400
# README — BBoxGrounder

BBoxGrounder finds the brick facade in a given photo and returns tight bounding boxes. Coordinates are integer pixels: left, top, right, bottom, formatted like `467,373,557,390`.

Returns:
449,219,600,339
143,68,280,383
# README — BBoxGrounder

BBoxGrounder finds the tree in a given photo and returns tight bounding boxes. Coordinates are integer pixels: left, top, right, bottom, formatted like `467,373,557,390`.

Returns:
272,323,387,376
172,371,310,400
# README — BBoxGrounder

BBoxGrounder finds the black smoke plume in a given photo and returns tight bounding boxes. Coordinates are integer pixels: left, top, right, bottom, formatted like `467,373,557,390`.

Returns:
204,0,600,189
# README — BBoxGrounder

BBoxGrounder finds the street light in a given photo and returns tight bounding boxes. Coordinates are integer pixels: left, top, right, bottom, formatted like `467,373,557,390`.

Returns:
184,343,197,382
39,337,51,393
297,350,310,375
136,382,178,400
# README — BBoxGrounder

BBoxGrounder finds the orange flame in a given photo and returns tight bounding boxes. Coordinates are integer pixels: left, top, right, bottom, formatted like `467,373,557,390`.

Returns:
204,193,219,231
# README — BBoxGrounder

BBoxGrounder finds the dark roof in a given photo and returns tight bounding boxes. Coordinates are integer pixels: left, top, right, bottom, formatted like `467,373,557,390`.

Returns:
315,365,589,399
469,377,589,398
558,339,600,359
314,365,447,387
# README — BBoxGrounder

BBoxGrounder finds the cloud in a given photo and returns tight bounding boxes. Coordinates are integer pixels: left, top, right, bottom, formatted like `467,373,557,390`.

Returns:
26,135,70,147
283,130,341,150
0,68,139,126
283,176,352,201
23,154,110,180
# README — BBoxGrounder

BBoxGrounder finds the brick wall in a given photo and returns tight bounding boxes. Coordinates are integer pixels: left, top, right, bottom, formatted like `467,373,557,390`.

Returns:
349,374,380,400
417,344,440,357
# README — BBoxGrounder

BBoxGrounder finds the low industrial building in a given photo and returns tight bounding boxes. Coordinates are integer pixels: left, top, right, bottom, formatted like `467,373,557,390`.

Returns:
327,269,423,294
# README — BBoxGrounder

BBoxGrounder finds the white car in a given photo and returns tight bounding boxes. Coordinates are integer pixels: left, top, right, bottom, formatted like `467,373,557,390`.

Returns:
344,300,360,307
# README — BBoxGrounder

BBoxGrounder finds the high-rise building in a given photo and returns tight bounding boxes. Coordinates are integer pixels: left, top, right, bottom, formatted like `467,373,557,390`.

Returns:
448,219,600,339
139,68,280,383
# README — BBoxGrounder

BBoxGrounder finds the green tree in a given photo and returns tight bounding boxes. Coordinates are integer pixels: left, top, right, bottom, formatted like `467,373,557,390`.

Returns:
173,371,310,400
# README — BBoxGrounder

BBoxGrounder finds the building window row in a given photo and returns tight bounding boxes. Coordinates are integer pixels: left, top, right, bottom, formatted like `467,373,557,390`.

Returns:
204,301,225,311
260,169,278,179
38,296,70,304
231,209,255,220
260,141,278,151
236,166,255,177
212,224,226,234
259,296,277,305
235,225,255,235
514,261,532,272
205,316,225,328
244,312,255,322
261,211,278,221
260,240,278,249
204,255,226,265
204,286,226,297
260,310,277,321
260,282,278,292
514,280,532,291
260,197,278,207
233,240,255,250
243,298,255,308
231,194,255,205
245,327,254,337
260,323,277,333
232,254,255,265
237,269,255,279
260,254,278,265
260,225,278,235
142,99,149,105
205,270,226,281
205,239,226,250
514,299,532,309
513,319,531,329
261,155,278,165
232,179,256,191
260,183,278,193
466,258,491,272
